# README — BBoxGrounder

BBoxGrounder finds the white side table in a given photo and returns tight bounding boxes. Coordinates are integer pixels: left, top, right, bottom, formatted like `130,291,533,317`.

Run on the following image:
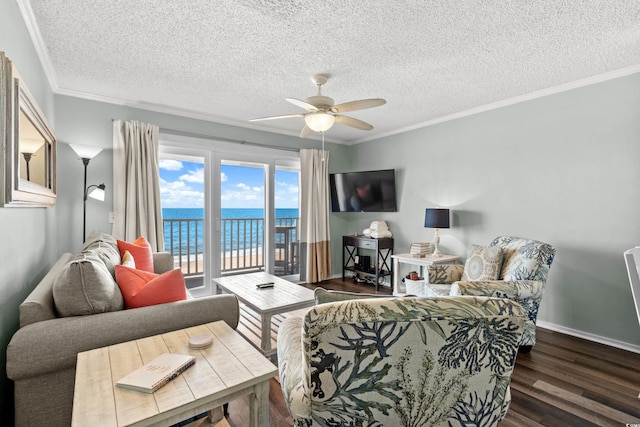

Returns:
391,253,460,296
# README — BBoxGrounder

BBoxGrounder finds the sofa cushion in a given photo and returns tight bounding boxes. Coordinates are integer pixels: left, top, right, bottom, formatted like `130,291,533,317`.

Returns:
121,250,136,268
117,236,153,272
53,252,124,316
462,244,504,281
82,232,121,276
114,265,187,309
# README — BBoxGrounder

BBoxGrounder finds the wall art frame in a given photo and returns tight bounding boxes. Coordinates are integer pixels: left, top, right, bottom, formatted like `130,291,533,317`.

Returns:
0,51,56,207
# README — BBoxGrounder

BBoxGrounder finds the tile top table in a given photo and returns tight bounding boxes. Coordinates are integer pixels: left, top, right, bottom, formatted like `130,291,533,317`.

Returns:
212,272,315,358
391,253,460,296
72,320,277,427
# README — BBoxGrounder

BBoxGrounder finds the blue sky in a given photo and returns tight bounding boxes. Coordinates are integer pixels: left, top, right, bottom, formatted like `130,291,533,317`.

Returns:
159,159,299,209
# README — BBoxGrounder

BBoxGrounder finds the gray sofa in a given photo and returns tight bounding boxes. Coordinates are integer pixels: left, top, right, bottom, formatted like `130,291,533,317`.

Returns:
6,234,240,427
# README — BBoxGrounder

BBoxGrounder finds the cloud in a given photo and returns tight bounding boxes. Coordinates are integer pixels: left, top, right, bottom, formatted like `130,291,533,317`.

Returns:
179,167,204,183
159,159,183,171
160,177,204,208
221,172,227,182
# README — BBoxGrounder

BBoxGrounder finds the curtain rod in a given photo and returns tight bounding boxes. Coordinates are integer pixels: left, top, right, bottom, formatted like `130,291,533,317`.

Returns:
112,119,300,152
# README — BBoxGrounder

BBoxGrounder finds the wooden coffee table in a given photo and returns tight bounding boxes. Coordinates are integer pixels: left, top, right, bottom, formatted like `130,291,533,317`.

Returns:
71,320,277,427
213,272,314,359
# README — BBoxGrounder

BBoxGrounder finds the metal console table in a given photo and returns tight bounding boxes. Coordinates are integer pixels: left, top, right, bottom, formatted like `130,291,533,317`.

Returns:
342,235,394,291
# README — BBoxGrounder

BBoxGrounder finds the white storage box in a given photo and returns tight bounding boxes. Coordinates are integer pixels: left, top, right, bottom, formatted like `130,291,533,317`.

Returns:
404,279,427,296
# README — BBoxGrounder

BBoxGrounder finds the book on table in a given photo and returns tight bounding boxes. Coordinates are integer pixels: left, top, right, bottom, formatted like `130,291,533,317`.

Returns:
115,353,196,393
410,242,431,257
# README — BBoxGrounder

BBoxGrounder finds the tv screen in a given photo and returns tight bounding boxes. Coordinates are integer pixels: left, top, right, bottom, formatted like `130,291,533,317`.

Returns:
329,169,397,212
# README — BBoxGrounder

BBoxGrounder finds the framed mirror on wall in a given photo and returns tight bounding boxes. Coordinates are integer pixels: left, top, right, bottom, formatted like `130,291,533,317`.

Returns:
0,51,56,207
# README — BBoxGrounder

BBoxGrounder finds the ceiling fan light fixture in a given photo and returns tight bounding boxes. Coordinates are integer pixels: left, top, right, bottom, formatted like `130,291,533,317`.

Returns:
305,112,335,132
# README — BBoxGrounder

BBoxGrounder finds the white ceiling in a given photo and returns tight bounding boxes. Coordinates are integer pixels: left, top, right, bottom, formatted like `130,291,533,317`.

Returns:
18,0,640,144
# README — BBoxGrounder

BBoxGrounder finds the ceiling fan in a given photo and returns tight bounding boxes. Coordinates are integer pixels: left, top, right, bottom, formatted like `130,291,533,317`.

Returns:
250,74,386,137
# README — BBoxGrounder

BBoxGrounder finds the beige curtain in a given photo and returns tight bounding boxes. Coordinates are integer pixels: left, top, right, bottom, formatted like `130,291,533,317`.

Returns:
112,120,164,251
299,149,331,283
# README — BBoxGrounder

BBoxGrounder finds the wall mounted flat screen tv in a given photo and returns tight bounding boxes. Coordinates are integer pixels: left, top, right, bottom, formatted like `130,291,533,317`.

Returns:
330,169,397,212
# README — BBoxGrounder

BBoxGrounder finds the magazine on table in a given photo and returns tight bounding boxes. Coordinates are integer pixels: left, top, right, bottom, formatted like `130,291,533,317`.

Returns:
115,353,196,393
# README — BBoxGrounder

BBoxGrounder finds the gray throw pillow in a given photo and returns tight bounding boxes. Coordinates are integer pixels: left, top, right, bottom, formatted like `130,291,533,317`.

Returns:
53,252,124,316
462,244,504,281
82,232,121,276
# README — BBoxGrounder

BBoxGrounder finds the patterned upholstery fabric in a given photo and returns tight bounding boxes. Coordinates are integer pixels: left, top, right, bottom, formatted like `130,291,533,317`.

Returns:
277,296,526,427
429,235,556,348
428,264,464,284
451,280,544,347
462,245,504,281
489,236,555,282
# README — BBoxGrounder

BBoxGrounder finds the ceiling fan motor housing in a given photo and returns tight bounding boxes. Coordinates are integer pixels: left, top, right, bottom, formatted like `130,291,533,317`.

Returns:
305,95,334,110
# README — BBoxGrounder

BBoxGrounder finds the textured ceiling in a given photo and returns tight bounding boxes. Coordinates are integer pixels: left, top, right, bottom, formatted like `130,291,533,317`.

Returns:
19,0,640,144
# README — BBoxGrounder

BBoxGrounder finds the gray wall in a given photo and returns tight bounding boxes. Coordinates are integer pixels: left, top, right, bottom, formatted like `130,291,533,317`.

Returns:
0,0,59,419
346,73,640,348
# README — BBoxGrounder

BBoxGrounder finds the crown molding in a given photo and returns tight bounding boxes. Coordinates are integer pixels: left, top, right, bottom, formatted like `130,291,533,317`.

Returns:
350,64,640,145
16,0,59,91
54,86,344,144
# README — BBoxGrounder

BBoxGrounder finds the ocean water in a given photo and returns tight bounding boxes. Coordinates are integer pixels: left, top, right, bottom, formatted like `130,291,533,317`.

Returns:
162,208,299,254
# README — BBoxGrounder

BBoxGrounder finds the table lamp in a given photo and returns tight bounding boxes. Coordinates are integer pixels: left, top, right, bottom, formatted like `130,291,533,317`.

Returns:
424,208,450,257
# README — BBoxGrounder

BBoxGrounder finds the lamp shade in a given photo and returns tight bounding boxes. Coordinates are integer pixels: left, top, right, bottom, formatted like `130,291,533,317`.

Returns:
304,112,335,132
88,184,106,201
20,138,45,154
424,208,450,229
70,144,103,160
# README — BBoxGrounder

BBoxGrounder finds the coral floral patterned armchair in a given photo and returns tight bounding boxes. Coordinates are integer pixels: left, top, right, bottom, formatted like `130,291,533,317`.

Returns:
277,296,526,427
428,235,556,352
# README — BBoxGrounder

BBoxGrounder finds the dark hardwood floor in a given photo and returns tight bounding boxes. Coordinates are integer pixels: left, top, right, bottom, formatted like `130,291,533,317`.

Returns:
224,278,640,426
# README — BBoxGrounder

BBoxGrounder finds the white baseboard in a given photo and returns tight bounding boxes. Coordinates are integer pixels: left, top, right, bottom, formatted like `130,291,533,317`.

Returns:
536,320,640,354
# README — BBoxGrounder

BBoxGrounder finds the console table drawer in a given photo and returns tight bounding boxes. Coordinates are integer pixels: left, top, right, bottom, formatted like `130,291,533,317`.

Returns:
358,239,377,249
343,235,379,249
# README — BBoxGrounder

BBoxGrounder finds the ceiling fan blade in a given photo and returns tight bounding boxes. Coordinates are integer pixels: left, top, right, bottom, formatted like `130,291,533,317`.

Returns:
286,98,319,111
300,125,313,138
330,98,386,113
334,115,374,131
249,113,304,122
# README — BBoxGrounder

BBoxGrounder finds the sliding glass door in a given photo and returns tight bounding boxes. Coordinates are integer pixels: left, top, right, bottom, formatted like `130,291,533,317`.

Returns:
219,161,266,275
159,133,300,295
218,158,300,280
158,149,209,292
275,165,300,277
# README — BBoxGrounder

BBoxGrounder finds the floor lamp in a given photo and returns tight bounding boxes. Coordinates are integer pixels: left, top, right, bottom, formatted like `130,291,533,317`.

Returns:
70,144,105,242
20,139,45,181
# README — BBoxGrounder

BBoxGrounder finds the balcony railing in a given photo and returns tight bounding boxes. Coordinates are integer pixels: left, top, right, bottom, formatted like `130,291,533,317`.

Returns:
163,217,299,279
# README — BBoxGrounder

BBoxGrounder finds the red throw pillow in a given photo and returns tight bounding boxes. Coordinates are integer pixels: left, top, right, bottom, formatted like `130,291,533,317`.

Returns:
117,236,153,272
114,265,187,309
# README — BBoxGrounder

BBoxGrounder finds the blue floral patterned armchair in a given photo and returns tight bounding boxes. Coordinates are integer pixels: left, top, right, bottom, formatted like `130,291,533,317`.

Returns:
277,296,526,426
428,235,556,352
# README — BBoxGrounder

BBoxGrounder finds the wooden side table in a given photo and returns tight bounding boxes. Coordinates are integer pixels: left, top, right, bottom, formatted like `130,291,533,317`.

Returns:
391,253,459,295
72,320,277,427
